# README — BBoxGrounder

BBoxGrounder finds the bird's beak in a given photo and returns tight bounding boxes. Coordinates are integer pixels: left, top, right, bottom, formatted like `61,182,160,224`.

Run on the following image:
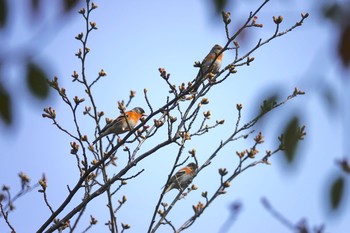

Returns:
142,113,147,117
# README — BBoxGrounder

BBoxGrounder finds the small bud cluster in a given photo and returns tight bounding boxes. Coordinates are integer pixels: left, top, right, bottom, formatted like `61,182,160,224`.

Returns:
118,195,127,205
254,132,264,144
75,32,83,41
200,98,209,105
246,148,259,158
99,69,107,77
89,21,98,30
86,172,96,182
203,111,211,119
246,56,255,66
121,222,131,230
38,174,47,192
222,11,231,25
154,119,164,128
251,16,263,27
180,131,191,140
296,13,309,26
218,168,228,176
178,82,186,92
73,96,85,105
273,16,284,25
229,64,237,73
42,107,56,119
192,201,205,215
18,172,30,190
90,215,98,225
216,119,225,125
129,90,136,98
236,150,246,159
83,106,92,115
117,101,126,112
293,87,305,96
159,68,170,80
188,148,196,157
48,77,66,97
70,142,79,154
71,70,79,81
169,115,177,123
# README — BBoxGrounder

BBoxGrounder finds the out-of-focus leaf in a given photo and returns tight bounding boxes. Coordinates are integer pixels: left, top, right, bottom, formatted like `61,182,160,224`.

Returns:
330,176,345,209
0,0,7,28
282,116,299,163
0,84,12,125
322,3,343,23
338,24,350,68
63,0,79,12
30,0,41,12
213,0,229,15
253,91,280,130
321,83,337,113
26,62,50,99
260,94,278,114
338,159,350,174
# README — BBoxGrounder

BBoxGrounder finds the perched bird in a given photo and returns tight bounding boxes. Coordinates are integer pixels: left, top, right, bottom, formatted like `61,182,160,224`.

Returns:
164,162,198,193
92,107,146,144
193,44,223,92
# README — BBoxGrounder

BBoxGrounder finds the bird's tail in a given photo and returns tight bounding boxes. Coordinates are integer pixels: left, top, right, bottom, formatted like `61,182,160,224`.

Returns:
192,71,204,92
92,134,103,145
163,184,173,194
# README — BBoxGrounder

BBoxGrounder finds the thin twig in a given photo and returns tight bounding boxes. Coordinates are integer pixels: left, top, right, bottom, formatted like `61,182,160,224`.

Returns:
0,202,16,233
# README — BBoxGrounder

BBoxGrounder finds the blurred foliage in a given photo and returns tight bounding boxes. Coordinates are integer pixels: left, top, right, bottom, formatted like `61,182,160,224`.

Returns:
0,0,6,28
338,25,350,68
27,62,50,99
330,176,345,210
63,0,80,12
210,0,350,214
0,0,80,126
282,116,300,164
0,0,348,223
212,0,229,14
322,2,350,68
0,83,11,124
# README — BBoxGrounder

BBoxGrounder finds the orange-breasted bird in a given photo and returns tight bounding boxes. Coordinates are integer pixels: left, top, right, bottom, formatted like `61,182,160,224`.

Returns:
92,107,146,144
164,162,198,193
193,44,223,92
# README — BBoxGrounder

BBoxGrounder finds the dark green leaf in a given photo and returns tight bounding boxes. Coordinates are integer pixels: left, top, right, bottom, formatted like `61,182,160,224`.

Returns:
213,0,228,15
63,0,79,12
321,84,336,113
26,62,50,99
260,95,278,114
0,84,12,125
338,25,350,68
0,0,7,28
330,176,345,209
322,3,342,23
338,159,350,174
30,0,41,12
283,116,299,163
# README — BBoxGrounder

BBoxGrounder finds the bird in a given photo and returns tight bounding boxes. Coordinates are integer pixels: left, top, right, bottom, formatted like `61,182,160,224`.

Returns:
193,44,223,92
164,162,198,193
92,107,146,144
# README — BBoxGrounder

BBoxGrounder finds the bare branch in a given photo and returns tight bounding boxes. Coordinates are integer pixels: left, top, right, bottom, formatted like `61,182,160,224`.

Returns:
0,202,16,233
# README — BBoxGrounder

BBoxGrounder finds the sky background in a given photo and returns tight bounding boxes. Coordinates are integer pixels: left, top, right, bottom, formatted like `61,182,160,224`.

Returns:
1,0,349,232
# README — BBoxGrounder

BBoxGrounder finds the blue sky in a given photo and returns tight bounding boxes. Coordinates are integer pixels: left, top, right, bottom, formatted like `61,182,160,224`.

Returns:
1,0,348,232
